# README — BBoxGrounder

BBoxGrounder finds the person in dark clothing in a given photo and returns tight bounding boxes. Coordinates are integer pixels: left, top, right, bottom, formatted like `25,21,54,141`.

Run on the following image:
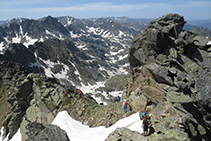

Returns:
142,115,151,136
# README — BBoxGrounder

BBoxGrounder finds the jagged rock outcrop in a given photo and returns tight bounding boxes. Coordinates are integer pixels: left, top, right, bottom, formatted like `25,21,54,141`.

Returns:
0,61,69,139
110,13,211,140
106,127,144,141
25,122,70,141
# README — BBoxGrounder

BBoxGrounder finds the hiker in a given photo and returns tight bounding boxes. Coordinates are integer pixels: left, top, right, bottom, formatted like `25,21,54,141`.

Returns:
64,89,68,97
142,115,151,136
78,89,82,97
74,89,77,96
122,99,127,113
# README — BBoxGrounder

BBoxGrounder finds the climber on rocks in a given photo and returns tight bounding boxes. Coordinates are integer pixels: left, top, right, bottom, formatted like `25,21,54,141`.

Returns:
142,114,151,136
122,99,128,113
78,89,82,97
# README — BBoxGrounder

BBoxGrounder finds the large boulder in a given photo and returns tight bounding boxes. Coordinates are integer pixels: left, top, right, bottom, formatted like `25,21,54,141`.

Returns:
24,122,70,141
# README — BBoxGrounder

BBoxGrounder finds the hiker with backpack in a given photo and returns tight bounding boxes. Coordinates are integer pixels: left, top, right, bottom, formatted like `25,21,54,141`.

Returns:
142,114,151,136
78,89,82,97
122,99,127,113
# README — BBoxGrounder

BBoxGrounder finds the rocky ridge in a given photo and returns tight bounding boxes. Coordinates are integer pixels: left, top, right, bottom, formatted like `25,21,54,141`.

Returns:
107,14,211,140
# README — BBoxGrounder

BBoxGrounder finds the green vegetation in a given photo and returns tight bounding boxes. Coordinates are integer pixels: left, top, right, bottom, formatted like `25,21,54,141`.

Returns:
146,77,151,86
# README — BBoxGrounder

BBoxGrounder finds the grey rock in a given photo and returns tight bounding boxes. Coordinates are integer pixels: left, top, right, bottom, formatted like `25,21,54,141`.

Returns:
26,123,70,141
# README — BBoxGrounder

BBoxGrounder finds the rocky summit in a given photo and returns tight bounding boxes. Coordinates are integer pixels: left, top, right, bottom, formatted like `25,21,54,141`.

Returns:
107,13,211,140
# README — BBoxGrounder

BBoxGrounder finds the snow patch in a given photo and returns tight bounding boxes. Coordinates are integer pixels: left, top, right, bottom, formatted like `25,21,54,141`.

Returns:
64,17,73,27
29,53,42,71
23,35,38,48
207,40,211,45
77,44,86,49
51,111,143,141
41,59,70,80
70,31,81,38
118,54,128,60
0,42,5,54
12,33,21,43
10,129,21,141
45,30,64,40
0,127,9,141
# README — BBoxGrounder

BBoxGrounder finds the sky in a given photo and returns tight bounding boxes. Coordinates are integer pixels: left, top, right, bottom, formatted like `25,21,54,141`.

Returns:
0,0,211,21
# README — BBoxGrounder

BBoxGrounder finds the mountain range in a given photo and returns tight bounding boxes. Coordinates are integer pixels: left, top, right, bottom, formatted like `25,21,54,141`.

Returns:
1,16,211,104
0,16,150,104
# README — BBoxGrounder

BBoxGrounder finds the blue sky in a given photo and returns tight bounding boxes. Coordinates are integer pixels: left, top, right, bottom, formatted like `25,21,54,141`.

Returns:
0,0,211,21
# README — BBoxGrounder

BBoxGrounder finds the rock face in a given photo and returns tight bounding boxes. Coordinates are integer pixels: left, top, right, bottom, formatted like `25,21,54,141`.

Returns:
0,61,69,139
25,123,70,141
108,14,211,140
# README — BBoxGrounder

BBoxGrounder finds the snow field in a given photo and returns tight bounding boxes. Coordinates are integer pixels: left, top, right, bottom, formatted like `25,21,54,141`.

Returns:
51,111,143,141
3,111,143,141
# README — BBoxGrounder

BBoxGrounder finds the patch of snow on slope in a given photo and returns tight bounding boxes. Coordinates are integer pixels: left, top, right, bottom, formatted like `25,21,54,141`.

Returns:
116,66,128,75
45,30,64,40
0,42,5,53
70,31,81,38
79,81,105,94
118,31,126,37
6,111,143,141
207,40,211,45
10,129,21,141
110,49,124,56
51,111,143,141
65,17,73,27
87,27,102,35
20,26,24,36
109,56,117,64
12,33,21,43
77,44,86,49
0,127,9,141
23,35,38,48
79,81,107,104
41,59,70,79
118,54,128,60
